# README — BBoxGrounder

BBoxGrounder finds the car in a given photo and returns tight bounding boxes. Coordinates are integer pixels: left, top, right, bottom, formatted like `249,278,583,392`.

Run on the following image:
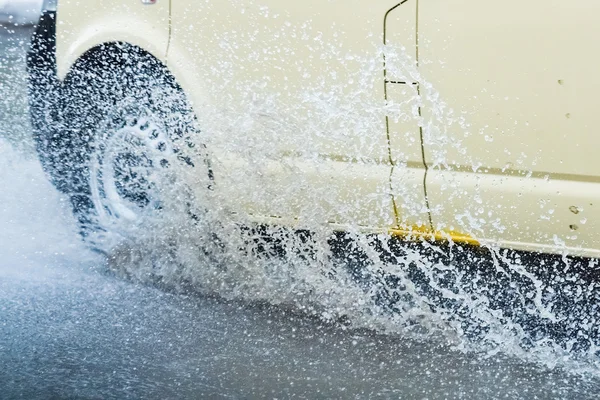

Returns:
27,0,600,259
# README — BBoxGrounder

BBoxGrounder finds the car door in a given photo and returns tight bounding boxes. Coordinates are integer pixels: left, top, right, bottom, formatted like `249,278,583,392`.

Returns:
405,0,600,256
167,1,429,232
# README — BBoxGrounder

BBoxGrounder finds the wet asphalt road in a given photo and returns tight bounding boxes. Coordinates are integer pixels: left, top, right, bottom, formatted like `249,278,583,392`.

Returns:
1,23,600,399
2,257,598,399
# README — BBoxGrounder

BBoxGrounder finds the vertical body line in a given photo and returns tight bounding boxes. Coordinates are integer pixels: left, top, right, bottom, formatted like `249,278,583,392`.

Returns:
415,0,435,230
384,0,433,230
383,1,410,228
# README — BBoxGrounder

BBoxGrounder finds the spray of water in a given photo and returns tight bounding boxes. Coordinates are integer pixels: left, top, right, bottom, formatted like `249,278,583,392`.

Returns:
90,64,600,380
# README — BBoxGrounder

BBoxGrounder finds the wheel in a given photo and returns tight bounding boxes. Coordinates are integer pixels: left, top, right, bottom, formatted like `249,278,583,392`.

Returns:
44,44,210,253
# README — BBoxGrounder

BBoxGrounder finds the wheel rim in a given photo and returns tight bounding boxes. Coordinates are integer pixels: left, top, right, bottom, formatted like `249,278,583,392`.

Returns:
89,113,176,237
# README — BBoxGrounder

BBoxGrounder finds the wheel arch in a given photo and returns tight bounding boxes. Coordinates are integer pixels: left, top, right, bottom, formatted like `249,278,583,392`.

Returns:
27,3,182,139
54,0,170,81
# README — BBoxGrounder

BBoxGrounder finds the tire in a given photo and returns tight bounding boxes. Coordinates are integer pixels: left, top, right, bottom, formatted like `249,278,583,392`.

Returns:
45,44,210,253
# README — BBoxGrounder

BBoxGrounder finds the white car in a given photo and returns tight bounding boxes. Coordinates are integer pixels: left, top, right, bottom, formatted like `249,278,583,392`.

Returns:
27,0,600,259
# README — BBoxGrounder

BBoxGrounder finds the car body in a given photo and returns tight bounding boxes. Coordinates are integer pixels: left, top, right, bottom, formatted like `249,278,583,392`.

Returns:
28,0,600,258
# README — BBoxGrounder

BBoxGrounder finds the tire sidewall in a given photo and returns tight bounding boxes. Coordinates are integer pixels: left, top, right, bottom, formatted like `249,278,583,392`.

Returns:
56,46,204,252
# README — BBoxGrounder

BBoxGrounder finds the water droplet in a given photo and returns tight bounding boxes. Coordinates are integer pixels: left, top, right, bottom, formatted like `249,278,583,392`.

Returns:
569,206,580,214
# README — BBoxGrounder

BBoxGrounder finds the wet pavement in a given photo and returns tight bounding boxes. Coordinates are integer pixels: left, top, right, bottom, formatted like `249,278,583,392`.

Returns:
2,257,598,399
1,23,600,399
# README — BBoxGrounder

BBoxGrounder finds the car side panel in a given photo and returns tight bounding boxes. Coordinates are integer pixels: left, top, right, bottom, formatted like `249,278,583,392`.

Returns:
417,0,600,256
